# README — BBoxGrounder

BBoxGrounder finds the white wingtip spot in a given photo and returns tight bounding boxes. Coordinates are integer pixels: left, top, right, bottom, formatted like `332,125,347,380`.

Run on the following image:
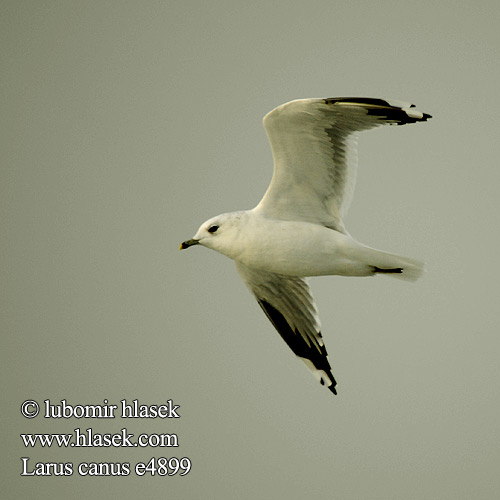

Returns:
403,108,424,119
299,357,334,388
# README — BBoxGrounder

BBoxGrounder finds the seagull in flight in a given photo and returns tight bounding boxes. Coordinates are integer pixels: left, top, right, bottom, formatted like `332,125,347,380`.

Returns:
180,97,431,395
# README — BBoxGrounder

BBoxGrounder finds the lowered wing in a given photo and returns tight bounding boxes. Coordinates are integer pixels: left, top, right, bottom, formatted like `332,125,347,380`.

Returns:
236,262,337,395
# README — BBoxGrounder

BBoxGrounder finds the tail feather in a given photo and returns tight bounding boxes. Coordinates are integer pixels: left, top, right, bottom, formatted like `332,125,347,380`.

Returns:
351,245,425,282
371,251,424,282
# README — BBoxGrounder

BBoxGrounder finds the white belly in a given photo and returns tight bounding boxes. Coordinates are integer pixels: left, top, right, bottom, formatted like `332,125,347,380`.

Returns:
236,219,373,277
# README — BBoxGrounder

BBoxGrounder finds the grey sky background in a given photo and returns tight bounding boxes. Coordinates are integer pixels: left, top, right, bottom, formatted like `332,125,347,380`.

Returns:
2,1,500,499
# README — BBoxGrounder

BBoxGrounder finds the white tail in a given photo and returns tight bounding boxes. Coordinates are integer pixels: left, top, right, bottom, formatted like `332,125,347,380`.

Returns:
380,253,424,281
352,245,425,282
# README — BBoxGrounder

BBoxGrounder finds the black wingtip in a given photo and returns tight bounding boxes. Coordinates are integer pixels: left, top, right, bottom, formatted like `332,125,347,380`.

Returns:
257,299,339,396
324,97,432,125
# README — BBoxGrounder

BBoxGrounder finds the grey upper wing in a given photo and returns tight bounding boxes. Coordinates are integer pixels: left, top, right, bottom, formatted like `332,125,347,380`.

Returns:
236,262,337,395
255,97,431,233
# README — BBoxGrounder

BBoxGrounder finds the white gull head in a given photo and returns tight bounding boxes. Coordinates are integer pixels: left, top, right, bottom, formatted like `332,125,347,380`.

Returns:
180,211,249,260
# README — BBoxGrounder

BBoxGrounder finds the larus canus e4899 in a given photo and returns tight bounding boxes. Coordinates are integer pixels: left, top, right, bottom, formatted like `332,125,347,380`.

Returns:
180,97,431,396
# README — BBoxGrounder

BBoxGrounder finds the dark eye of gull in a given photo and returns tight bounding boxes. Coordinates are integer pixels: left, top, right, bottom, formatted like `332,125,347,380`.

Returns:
208,225,219,233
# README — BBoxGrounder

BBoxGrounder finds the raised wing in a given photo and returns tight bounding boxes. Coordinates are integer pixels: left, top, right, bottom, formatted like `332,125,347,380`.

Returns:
255,97,431,233
236,262,337,395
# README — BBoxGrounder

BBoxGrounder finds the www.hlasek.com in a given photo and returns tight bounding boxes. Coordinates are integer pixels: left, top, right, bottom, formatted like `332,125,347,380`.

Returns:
19,398,191,477
22,428,179,448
